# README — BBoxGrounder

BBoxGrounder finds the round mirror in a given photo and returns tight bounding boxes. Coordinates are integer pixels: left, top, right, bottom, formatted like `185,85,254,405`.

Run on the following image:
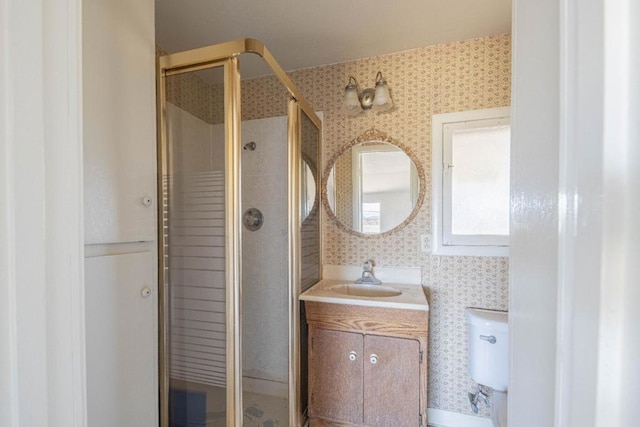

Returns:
322,129,425,236
301,158,317,222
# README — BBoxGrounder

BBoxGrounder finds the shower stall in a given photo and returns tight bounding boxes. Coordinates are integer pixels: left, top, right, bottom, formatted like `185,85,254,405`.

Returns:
157,39,322,427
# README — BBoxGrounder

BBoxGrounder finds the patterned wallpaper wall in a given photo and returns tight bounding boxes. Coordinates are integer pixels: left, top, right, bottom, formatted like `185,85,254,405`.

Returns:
332,153,353,227
158,33,511,418
273,34,510,418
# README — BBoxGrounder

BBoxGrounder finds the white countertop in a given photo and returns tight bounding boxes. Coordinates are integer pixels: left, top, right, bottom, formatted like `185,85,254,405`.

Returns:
300,279,429,311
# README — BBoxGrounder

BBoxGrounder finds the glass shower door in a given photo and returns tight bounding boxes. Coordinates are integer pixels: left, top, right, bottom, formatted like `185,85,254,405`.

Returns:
163,65,230,427
239,55,292,426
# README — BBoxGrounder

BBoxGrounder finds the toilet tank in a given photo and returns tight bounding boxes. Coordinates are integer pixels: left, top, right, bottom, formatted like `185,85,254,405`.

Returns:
465,308,508,391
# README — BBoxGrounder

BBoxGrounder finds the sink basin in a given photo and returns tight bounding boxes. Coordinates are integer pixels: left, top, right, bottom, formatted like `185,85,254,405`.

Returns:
328,284,402,298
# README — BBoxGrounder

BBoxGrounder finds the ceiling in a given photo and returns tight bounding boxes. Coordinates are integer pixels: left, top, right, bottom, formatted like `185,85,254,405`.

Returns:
155,0,511,79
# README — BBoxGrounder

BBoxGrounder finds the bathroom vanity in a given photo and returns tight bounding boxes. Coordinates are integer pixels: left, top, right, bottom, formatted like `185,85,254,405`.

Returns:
300,280,429,426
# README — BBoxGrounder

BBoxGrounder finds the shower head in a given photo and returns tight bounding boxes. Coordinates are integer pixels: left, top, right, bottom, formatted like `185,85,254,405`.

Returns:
243,141,256,151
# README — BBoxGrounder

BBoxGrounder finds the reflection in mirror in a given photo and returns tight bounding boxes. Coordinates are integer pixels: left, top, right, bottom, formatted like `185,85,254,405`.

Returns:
301,158,316,221
325,136,422,235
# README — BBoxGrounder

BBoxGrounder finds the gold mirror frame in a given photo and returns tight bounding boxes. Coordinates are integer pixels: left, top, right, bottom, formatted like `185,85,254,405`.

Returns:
321,128,426,238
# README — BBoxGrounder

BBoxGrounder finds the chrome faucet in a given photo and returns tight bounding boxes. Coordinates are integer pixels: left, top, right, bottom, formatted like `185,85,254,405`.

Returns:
355,259,382,285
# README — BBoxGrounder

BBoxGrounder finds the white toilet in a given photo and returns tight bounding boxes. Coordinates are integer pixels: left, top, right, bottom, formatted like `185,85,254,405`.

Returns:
465,308,508,427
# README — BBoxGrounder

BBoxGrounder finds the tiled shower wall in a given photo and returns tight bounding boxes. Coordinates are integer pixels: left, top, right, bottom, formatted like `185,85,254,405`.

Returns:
159,33,511,417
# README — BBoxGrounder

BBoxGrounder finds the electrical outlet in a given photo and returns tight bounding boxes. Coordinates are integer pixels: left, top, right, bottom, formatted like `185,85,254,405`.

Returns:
420,234,430,252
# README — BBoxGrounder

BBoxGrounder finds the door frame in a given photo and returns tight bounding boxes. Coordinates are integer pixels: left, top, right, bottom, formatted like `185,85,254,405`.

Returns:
0,0,86,425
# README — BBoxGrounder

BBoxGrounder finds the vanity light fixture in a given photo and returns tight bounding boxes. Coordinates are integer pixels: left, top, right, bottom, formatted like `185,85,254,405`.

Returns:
343,71,394,116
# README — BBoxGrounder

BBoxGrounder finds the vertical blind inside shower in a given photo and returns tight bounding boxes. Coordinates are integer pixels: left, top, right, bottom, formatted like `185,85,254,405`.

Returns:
165,171,226,387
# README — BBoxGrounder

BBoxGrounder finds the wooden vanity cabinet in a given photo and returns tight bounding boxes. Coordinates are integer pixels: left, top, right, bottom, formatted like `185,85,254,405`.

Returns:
306,302,428,427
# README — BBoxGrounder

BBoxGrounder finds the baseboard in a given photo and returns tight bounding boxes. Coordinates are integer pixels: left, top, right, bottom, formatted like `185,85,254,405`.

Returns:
242,376,288,398
427,408,493,427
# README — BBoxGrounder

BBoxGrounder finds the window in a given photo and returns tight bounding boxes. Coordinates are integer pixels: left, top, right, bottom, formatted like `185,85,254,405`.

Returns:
432,107,510,256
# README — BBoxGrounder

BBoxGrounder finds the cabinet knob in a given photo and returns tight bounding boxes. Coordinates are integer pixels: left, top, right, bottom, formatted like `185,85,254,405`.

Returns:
348,351,357,361
369,354,378,364
141,287,152,298
141,196,152,207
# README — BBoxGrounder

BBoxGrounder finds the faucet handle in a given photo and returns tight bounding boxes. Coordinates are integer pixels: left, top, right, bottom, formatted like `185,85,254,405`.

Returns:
355,260,382,285
362,259,375,272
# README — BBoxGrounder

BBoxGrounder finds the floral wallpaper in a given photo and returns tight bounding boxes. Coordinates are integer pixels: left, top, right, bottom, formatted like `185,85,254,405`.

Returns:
332,151,353,227
285,34,511,418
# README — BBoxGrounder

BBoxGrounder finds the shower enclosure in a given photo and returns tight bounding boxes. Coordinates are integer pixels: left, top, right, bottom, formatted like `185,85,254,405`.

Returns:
157,39,322,427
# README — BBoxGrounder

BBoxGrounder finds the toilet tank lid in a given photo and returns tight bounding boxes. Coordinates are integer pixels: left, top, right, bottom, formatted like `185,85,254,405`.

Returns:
465,308,508,331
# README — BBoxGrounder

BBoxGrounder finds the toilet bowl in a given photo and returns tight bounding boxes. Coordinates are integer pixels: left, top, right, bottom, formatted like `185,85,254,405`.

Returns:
465,308,508,427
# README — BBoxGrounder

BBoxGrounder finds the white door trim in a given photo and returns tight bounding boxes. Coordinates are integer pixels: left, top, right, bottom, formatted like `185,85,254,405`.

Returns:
555,0,604,425
595,0,640,424
556,0,640,425
0,0,86,426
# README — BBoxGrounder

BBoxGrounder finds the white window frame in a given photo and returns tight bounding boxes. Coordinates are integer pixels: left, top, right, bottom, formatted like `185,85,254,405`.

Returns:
432,107,511,256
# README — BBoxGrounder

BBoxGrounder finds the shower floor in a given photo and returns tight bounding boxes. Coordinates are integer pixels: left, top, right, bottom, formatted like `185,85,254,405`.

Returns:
170,379,288,427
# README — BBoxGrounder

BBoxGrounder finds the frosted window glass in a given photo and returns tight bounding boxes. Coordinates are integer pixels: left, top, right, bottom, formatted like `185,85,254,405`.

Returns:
451,125,510,235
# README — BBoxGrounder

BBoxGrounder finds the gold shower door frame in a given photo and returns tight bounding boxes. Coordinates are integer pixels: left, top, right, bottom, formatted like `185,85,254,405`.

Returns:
157,39,322,427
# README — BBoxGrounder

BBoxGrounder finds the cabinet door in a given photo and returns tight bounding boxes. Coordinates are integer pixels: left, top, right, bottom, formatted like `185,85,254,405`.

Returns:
364,335,420,426
85,252,157,426
309,328,363,424
83,0,156,245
